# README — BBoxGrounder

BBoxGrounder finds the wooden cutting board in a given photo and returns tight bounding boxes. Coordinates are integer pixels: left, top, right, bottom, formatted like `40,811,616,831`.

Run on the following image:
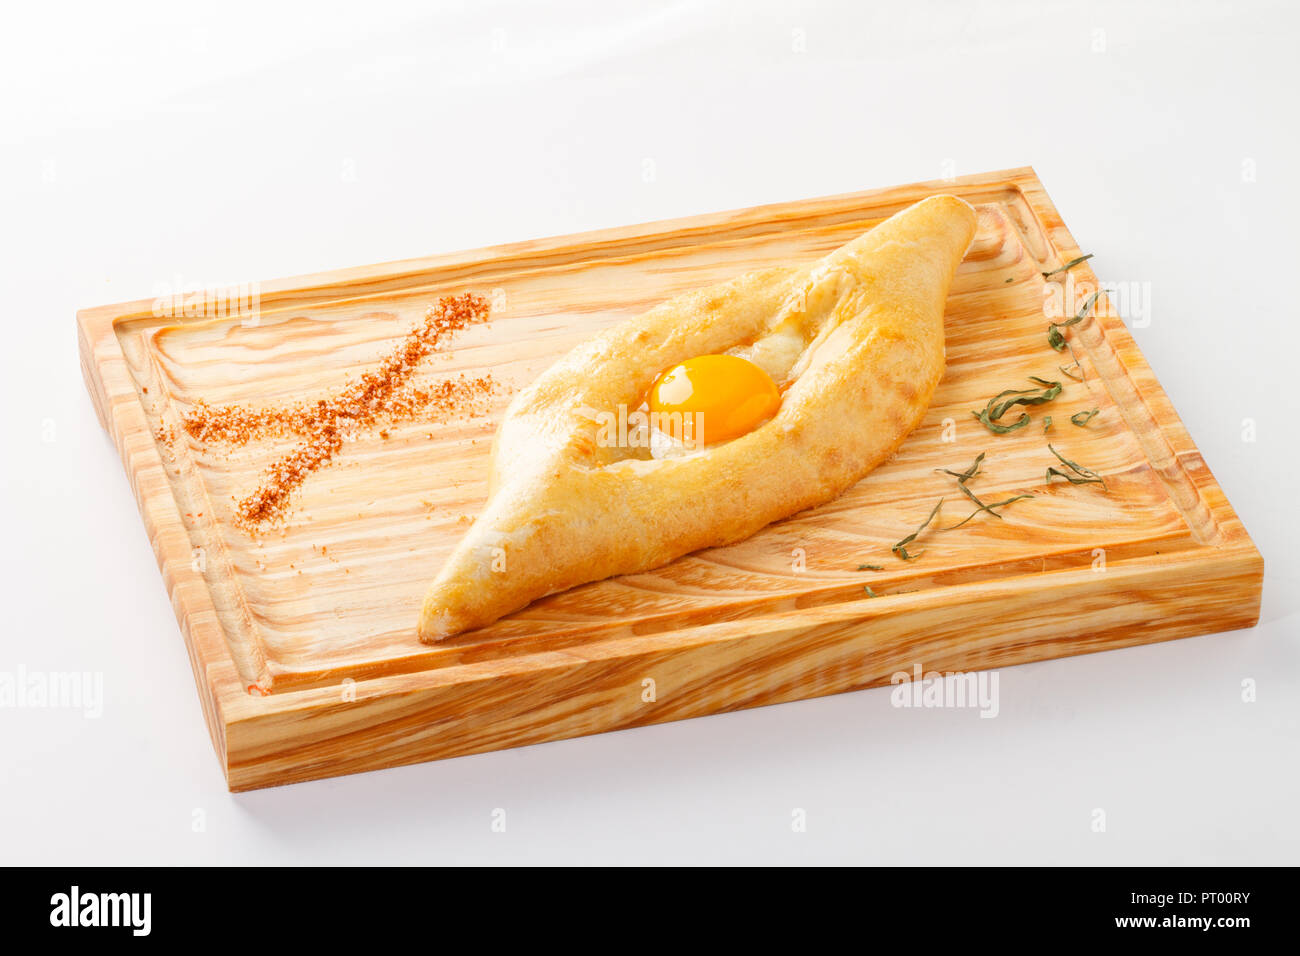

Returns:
78,167,1263,790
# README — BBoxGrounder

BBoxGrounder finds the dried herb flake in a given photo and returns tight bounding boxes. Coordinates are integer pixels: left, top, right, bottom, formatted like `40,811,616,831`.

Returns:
937,452,985,484
943,493,1035,530
1045,443,1107,488
1047,291,1101,352
893,499,944,561
973,377,1062,434
1042,253,1094,278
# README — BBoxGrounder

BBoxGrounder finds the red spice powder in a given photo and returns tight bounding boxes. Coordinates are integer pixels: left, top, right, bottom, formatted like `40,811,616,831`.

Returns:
161,292,494,531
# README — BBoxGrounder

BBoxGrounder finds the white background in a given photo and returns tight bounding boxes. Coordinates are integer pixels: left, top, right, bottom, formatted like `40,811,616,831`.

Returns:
2,0,1297,864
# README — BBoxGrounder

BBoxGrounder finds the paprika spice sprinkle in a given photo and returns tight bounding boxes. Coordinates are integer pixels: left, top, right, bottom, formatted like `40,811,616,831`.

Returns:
164,292,494,531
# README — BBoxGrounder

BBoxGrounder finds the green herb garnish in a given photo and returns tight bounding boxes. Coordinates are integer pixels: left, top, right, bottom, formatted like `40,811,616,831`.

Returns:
941,480,1035,530
937,452,985,484
1042,253,1094,278
932,451,1035,530
1043,416,1053,431
1059,339,1088,382
863,585,877,598
943,492,1035,530
956,479,997,517
1059,362,1084,382
1045,443,1106,488
972,377,1062,434
973,409,1029,434
857,563,884,571
1047,291,1100,351
986,377,1062,418
893,499,943,561
1046,467,1104,486
1070,408,1099,427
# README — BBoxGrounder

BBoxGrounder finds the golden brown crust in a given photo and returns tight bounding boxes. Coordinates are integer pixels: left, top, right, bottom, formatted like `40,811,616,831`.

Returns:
419,195,977,641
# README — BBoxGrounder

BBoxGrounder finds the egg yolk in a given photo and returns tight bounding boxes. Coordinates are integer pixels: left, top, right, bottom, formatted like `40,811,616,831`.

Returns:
647,354,781,447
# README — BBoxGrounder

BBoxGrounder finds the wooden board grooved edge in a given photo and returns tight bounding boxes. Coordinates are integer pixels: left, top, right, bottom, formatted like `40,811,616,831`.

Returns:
77,168,1263,790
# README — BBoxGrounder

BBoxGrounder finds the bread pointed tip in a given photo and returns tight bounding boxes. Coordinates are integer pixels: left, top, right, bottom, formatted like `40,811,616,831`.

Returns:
922,192,975,210
915,192,975,215
418,528,529,642
916,193,978,240
419,570,519,643
417,603,458,643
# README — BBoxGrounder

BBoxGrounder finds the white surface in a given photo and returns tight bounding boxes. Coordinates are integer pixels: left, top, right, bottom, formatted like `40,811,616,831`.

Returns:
2,0,1297,865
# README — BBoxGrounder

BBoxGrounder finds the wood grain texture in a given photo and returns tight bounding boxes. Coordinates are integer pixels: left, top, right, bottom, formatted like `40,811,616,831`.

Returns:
77,167,1263,790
